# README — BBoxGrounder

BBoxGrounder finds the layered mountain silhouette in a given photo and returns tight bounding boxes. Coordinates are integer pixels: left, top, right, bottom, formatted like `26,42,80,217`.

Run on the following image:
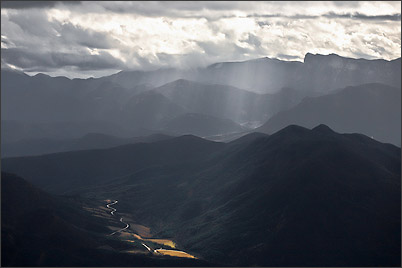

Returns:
3,125,400,266
2,53,400,144
2,135,225,194
1,120,146,143
195,54,401,93
1,53,401,267
257,83,401,145
1,133,172,157
153,79,272,123
97,53,402,93
161,113,247,137
119,90,186,129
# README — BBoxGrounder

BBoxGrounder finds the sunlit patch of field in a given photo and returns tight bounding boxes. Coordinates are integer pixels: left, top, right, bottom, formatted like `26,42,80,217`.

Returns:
123,249,149,255
118,232,176,248
119,232,142,240
154,249,197,259
144,239,176,249
116,214,153,237
130,223,152,237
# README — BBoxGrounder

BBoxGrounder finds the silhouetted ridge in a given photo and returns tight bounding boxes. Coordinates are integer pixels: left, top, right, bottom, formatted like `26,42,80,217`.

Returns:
228,132,269,146
162,113,246,136
304,52,363,63
257,83,401,145
161,78,203,89
312,124,335,134
169,134,221,145
80,132,116,140
274,124,310,136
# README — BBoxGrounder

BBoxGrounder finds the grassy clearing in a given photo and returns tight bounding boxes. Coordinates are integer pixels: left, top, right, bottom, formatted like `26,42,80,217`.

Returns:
130,223,152,237
123,249,149,255
155,249,197,259
144,239,176,249
120,232,177,249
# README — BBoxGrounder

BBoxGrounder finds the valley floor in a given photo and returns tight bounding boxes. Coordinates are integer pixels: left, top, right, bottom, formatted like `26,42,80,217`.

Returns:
94,199,198,260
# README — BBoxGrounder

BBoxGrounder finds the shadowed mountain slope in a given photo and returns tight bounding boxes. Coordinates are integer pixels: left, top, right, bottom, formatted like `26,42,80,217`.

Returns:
2,135,225,194
1,133,172,157
0,120,145,144
153,79,273,123
2,125,400,266
1,172,210,266
161,113,247,137
257,83,401,146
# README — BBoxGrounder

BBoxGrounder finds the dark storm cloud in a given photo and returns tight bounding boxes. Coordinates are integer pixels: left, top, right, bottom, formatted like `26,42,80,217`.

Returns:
241,33,262,48
277,54,300,60
247,14,319,19
1,47,124,71
1,1,58,9
6,9,119,49
1,1,80,9
2,8,123,72
7,9,59,37
1,36,13,47
1,1,400,77
247,12,401,21
257,21,271,27
59,23,121,49
323,12,401,21
96,1,253,16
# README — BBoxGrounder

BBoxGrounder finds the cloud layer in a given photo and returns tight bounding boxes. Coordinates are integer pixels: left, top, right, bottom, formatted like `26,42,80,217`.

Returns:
1,1,401,78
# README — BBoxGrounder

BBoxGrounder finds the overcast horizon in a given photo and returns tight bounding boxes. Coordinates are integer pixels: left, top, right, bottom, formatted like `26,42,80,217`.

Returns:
1,1,401,78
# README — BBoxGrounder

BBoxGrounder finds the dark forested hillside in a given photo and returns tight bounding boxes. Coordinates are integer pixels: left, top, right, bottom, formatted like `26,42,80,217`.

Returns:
3,125,400,266
1,172,210,267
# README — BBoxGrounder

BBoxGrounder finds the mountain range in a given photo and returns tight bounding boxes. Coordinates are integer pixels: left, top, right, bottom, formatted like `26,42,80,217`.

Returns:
2,53,401,147
2,125,400,266
1,133,172,158
1,52,401,266
257,83,401,145
97,53,402,93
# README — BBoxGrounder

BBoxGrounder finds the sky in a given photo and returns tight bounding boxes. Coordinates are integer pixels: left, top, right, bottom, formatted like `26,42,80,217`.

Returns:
1,1,401,78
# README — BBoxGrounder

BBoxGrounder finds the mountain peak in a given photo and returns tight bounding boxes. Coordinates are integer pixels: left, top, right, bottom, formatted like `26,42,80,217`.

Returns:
33,73,51,78
172,134,208,143
162,78,200,88
312,124,335,134
274,124,310,137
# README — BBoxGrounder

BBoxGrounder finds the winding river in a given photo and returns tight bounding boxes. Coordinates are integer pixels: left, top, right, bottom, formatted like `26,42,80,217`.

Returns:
105,200,197,259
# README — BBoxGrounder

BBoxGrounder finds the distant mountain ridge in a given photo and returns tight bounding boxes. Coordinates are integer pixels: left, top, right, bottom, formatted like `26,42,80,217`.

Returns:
1,133,173,157
257,83,401,146
161,113,247,137
2,53,400,143
105,53,401,93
